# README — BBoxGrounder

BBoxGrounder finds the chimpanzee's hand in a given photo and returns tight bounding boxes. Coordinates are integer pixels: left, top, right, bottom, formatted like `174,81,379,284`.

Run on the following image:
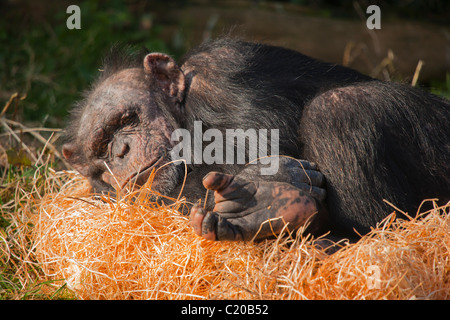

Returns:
190,172,320,241
236,158,326,203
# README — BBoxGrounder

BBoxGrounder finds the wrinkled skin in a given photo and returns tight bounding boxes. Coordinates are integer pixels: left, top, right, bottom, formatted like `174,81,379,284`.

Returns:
191,172,319,241
62,50,327,242
190,158,328,241
62,66,184,197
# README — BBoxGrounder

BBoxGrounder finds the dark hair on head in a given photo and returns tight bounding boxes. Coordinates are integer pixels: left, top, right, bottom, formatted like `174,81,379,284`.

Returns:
96,44,149,84
63,44,149,144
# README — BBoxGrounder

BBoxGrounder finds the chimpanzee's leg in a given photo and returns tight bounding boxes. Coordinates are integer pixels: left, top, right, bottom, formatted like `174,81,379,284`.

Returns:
300,82,450,236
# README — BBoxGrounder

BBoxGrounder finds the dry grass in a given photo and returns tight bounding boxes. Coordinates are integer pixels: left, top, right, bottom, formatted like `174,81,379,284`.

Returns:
1,111,448,300
6,169,446,300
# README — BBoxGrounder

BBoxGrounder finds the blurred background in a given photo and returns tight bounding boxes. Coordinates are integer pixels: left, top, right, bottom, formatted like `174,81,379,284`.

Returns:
1,0,449,129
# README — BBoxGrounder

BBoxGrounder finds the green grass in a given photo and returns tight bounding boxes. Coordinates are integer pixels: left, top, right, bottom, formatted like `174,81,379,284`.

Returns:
0,0,172,127
1,3,173,297
430,73,450,99
0,164,57,299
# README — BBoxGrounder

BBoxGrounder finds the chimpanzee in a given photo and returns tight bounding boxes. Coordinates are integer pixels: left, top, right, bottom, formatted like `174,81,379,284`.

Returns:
62,38,449,242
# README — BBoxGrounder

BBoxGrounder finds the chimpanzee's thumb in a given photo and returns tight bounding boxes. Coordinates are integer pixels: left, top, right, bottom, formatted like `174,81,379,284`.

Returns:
202,172,234,192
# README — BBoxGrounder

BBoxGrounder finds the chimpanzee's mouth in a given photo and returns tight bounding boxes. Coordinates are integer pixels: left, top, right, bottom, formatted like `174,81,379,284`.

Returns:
121,157,165,189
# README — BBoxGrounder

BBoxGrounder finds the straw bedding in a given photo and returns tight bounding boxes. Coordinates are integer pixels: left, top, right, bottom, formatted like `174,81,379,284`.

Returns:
31,171,449,300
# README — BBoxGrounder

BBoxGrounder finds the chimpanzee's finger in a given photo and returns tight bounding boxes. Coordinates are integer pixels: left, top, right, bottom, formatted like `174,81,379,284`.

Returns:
190,204,205,236
311,185,326,202
202,172,234,192
205,211,246,241
301,169,324,187
212,213,289,241
190,204,216,240
295,183,327,202
190,204,248,241
296,159,317,170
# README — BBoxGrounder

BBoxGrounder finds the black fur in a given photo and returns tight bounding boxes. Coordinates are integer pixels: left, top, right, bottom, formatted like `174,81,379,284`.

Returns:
301,82,449,234
177,38,449,235
181,39,372,157
63,45,148,145
65,38,450,238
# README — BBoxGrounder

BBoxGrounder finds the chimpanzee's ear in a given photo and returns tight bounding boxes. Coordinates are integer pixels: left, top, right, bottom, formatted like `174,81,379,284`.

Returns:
62,143,89,175
143,53,185,103
62,143,76,162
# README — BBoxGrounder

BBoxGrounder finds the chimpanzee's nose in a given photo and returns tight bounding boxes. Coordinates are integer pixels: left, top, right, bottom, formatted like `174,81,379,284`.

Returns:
115,142,130,159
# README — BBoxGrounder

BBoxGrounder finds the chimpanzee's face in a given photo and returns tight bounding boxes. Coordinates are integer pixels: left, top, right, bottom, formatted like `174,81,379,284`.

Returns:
62,66,184,195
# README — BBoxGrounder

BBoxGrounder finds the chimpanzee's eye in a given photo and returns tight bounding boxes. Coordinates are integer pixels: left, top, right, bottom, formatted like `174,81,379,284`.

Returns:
98,140,109,157
92,128,111,157
120,111,137,126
